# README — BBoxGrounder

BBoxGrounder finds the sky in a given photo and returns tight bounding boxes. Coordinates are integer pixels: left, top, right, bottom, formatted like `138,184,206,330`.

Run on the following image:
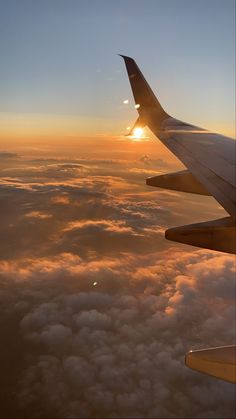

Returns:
0,0,235,143
0,1,235,419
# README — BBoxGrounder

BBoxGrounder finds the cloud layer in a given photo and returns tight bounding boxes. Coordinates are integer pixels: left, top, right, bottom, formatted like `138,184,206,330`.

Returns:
1,250,235,418
0,147,235,418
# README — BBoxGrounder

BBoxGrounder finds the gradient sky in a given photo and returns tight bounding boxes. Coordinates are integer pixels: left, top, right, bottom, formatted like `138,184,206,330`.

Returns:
0,0,235,142
0,2,236,418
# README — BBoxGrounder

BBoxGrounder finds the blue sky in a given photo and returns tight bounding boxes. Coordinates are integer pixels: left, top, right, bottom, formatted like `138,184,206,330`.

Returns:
0,0,235,137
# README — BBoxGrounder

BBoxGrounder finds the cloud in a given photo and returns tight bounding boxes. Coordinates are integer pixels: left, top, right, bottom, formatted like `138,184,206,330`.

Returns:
0,151,234,418
24,211,53,219
140,154,152,165
0,151,18,159
63,219,136,235
0,167,173,260
0,250,235,418
57,219,165,256
129,167,161,175
51,194,71,205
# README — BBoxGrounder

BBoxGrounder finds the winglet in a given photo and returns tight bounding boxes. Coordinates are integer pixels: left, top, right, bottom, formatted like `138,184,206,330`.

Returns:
119,54,169,124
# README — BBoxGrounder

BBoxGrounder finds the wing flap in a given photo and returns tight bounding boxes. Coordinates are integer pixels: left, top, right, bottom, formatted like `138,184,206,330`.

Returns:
165,216,236,254
146,170,210,195
186,345,236,383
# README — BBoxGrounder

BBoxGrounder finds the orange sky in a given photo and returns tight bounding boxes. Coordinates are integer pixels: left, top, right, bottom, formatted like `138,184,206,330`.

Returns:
0,110,235,149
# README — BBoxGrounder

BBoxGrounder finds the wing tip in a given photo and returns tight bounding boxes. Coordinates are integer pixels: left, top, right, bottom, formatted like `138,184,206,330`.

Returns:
118,54,135,62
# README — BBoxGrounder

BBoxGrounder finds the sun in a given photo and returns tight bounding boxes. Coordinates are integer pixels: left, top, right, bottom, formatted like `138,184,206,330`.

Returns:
133,127,143,139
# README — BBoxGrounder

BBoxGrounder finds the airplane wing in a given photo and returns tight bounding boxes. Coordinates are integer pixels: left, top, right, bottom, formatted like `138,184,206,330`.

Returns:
120,55,236,383
120,55,236,255
185,345,236,383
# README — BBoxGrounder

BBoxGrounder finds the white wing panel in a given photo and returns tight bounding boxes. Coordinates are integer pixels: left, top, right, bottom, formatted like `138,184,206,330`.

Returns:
161,120,236,187
152,121,236,219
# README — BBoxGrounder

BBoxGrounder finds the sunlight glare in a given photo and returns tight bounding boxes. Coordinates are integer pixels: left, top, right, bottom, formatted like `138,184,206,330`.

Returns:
133,127,143,139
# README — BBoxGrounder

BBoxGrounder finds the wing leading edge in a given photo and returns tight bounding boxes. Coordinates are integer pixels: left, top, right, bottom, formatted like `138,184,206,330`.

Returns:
120,55,236,383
